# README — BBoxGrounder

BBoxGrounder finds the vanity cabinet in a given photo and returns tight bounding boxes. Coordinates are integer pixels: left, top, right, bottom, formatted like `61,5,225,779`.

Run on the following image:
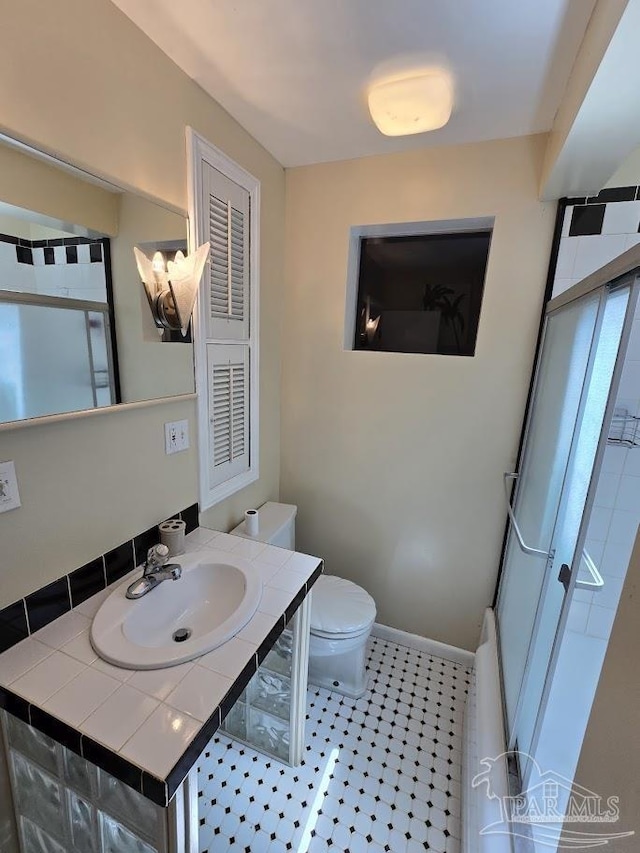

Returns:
0,530,321,853
0,596,312,853
222,595,311,765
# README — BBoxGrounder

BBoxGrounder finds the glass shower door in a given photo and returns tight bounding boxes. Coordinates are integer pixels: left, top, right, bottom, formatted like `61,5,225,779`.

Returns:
514,286,630,772
497,280,633,776
497,293,600,743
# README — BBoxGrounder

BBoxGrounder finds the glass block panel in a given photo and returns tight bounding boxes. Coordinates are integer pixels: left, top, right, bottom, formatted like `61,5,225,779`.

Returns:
247,708,290,762
63,747,96,799
68,790,97,853
249,670,291,720
20,816,67,853
262,629,293,676
100,812,158,853
223,699,247,741
6,714,58,774
97,769,160,842
11,751,65,840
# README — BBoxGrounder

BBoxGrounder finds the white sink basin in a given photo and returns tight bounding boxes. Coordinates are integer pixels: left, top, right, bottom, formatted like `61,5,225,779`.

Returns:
90,549,263,669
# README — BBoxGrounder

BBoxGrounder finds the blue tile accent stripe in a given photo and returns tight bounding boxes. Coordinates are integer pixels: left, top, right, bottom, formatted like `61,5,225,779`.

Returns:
0,600,28,653
0,503,199,653
566,186,640,205
25,577,71,633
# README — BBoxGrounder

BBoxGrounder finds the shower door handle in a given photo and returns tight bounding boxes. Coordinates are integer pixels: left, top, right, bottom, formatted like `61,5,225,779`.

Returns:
503,472,551,558
558,563,571,593
558,551,604,593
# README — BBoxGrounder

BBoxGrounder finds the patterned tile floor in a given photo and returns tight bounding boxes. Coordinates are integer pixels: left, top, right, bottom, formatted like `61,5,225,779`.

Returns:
198,636,471,852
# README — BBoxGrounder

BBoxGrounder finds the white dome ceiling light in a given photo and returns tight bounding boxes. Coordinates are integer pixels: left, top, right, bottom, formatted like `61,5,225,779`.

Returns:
367,69,454,137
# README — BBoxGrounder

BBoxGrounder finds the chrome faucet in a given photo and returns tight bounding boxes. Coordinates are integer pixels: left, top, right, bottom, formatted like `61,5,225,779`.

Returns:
125,544,182,599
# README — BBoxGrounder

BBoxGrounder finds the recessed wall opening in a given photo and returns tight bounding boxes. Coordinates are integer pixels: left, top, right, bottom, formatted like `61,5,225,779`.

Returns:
345,219,493,356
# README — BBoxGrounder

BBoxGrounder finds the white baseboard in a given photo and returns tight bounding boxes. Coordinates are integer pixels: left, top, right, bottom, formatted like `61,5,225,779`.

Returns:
370,622,475,667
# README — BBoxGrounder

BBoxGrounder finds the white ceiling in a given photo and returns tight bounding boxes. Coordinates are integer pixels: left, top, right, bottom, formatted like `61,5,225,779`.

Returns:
110,0,596,168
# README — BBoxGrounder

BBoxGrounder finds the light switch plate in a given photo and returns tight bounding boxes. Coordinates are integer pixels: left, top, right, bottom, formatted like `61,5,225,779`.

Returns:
0,461,21,513
165,420,190,455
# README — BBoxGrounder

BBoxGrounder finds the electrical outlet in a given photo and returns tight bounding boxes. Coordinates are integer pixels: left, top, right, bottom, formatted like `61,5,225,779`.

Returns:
165,420,190,455
0,461,21,513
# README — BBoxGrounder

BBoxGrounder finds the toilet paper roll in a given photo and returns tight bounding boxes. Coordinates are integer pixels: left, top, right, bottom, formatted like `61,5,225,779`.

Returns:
245,509,259,537
158,519,186,556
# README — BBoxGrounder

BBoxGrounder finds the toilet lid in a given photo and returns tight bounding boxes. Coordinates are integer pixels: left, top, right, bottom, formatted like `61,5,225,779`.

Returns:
311,575,376,635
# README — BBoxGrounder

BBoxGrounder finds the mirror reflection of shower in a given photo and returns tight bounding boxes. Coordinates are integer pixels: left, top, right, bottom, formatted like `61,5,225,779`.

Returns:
0,204,117,422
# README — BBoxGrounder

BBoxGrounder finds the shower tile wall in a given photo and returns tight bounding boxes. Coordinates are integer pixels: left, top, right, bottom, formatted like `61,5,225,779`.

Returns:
566,276,640,641
553,188,640,300
571,451,639,640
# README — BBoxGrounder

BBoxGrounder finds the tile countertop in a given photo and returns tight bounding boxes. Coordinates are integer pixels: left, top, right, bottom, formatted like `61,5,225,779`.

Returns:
0,527,322,806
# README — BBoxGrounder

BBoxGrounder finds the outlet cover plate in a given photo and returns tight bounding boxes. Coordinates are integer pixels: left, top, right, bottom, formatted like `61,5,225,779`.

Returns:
165,420,190,455
0,461,21,513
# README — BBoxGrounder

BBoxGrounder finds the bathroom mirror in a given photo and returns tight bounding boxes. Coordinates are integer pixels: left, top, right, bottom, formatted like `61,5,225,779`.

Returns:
0,135,194,426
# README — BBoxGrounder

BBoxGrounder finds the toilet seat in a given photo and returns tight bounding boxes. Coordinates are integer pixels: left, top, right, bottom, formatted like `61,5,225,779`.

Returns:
310,575,376,639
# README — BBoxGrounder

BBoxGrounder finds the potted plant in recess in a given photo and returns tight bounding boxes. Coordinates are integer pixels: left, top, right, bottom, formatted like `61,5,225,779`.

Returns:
422,282,466,353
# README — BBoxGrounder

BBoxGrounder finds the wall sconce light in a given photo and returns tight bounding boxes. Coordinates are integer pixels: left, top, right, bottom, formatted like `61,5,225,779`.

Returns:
365,315,380,343
134,243,209,336
361,296,380,346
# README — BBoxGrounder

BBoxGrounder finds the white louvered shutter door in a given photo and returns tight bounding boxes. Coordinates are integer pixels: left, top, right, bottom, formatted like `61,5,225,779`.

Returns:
207,344,250,487
203,161,250,341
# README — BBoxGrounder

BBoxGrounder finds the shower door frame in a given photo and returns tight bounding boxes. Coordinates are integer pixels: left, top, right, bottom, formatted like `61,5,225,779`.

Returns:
519,271,639,783
522,276,639,784
495,241,640,783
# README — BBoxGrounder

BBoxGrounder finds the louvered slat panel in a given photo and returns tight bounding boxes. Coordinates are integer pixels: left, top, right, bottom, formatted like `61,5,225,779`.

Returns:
229,207,244,322
209,354,248,471
208,194,247,325
212,365,231,467
203,161,250,343
209,194,230,321
231,364,245,459
230,208,244,319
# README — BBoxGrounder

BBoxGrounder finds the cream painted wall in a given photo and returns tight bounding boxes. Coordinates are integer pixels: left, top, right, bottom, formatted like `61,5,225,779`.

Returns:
281,135,556,650
1,400,198,605
0,0,284,604
540,0,631,198
0,145,119,236
605,144,640,187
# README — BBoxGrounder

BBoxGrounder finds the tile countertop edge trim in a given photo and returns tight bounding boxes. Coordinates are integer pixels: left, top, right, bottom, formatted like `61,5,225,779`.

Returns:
165,561,323,801
0,561,324,808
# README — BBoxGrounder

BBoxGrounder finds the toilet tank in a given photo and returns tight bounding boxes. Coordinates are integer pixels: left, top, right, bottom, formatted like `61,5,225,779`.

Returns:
230,502,297,550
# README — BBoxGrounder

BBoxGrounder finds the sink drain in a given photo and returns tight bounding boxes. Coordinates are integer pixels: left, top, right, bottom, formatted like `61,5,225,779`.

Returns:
172,628,192,643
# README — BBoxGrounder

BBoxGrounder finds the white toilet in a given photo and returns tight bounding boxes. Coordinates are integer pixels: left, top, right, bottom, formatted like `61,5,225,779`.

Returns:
231,502,376,699
307,574,376,698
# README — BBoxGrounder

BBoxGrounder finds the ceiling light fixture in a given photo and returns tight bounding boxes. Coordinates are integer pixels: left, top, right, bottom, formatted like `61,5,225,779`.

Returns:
368,69,454,137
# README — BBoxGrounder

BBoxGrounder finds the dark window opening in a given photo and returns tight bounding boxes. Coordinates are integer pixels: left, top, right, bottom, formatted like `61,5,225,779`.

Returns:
354,230,492,356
